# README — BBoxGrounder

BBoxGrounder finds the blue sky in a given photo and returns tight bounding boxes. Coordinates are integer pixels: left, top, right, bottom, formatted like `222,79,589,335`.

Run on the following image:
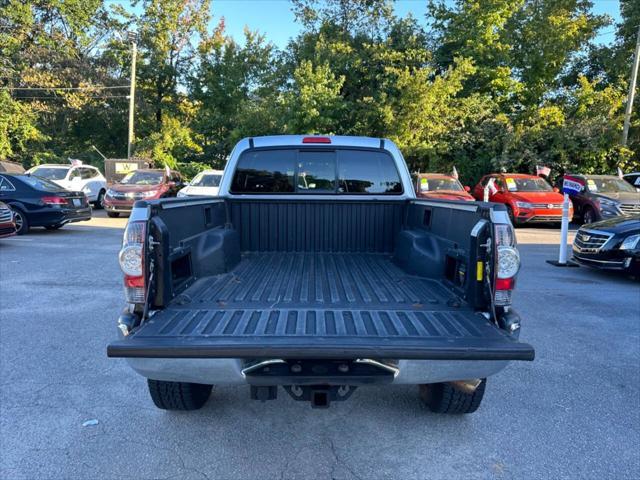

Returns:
206,0,622,48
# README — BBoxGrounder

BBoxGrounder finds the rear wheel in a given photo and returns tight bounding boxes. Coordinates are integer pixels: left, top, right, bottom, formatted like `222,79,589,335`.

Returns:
419,379,486,414
11,208,29,235
147,379,212,411
107,211,119,218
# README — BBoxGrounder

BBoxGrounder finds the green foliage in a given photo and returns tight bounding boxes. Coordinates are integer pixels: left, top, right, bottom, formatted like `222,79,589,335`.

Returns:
2,0,638,176
176,161,211,180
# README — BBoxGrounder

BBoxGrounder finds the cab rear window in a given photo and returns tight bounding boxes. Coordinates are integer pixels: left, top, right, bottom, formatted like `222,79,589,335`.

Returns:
230,148,402,194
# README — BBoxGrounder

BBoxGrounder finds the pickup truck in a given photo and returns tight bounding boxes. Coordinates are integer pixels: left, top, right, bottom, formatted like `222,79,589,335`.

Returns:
108,135,534,413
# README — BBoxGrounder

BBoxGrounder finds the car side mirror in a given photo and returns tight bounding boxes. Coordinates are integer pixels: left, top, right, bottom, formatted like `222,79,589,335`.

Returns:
464,186,471,192
553,186,559,193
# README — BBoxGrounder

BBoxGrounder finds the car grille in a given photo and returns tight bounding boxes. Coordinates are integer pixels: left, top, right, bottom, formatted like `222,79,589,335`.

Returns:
531,203,563,209
0,208,12,223
619,204,640,215
573,229,613,253
111,192,142,200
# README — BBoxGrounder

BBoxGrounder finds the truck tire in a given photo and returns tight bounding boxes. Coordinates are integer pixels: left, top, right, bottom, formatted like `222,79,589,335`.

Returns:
419,379,486,414
147,379,212,411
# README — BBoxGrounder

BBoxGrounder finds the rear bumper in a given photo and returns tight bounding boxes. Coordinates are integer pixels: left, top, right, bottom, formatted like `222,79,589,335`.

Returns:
31,207,92,226
123,357,512,385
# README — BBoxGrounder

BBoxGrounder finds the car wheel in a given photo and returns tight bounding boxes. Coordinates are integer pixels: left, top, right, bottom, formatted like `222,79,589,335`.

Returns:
44,224,64,230
11,208,29,235
419,379,486,414
147,379,212,411
94,190,106,210
582,207,595,225
506,205,517,227
107,211,119,218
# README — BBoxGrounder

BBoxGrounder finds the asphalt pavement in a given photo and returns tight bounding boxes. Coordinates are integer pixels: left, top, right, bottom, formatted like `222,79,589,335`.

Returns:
1,212,638,479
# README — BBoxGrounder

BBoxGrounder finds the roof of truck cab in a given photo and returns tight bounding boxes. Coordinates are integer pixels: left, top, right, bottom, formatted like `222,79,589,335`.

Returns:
248,135,386,149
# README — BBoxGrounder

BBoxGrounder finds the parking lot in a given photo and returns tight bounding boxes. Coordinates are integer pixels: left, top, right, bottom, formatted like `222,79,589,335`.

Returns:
1,212,639,480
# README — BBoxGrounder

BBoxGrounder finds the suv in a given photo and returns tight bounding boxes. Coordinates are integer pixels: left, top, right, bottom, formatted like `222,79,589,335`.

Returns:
27,164,107,208
108,135,534,414
623,172,640,190
103,169,183,217
556,174,640,224
414,173,474,201
472,173,570,226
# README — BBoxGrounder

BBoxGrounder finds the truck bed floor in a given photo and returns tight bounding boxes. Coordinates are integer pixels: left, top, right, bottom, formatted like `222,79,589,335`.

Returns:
108,253,534,360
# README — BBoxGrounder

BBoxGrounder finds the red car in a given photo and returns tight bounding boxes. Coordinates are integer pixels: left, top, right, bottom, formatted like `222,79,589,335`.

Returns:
472,173,572,226
0,201,17,238
103,169,183,217
414,173,475,201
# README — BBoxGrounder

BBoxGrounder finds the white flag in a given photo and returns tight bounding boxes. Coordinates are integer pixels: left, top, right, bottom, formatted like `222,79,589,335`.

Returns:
487,177,498,195
165,164,171,177
452,166,459,180
617,167,624,179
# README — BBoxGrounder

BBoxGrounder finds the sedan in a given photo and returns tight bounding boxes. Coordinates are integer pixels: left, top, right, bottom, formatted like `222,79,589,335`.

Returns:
0,201,17,238
572,215,640,275
0,174,92,234
177,169,223,197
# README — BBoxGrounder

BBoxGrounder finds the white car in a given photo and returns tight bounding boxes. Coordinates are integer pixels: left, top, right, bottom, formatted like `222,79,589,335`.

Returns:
27,164,107,207
177,170,224,197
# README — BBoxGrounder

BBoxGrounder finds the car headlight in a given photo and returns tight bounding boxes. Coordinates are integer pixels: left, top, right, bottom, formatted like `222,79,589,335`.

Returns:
620,234,640,250
140,190,158,198
515,201,533,209
598,198,619,209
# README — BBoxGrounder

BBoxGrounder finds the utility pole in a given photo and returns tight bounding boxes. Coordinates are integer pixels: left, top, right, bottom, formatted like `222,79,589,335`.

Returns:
127,34,137,160
622,25,640,147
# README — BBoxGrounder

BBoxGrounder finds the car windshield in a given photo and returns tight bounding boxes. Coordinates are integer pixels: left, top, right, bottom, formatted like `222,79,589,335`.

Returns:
120,171,164,185
506,177,552,192
191,173,221,187
31,167,69,180
20,175,65,192
586,177,636,193
419,177,463,192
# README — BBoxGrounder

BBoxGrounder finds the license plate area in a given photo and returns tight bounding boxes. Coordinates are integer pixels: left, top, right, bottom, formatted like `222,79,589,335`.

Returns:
73,198,81,207
242,359,397,386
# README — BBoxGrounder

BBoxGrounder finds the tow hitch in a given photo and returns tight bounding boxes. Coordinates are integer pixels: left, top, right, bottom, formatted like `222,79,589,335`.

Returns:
244,359,398,408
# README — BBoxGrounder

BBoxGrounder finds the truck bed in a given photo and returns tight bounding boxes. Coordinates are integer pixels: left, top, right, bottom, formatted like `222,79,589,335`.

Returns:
108,253,534,361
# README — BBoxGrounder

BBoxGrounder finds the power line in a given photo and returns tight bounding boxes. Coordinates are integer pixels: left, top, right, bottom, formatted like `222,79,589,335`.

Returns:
14,95,130,99
2,85,129,91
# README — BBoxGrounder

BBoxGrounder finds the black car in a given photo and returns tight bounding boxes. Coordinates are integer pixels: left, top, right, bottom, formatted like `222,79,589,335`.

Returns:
0,173,92,234
572,215,640,274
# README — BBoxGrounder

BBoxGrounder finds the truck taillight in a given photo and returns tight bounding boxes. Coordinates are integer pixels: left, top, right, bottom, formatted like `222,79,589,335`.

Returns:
493,224,520,306
119,221,146,304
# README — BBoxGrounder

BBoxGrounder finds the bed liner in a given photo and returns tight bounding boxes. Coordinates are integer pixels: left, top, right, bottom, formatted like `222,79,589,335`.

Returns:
107,253,534,361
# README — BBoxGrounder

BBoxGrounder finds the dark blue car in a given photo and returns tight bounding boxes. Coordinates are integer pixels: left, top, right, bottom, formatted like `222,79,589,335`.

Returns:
0,173,91,234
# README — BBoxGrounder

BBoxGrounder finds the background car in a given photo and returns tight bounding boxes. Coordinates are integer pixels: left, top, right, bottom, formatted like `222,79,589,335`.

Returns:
623,172,640,190
414,173,474,201
556,174,640,224
0,174,91,234
0,201,17,238
103,169,183,217
177,169,224,197
572,215,640,275
472,173,570,226
27,164,107,208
